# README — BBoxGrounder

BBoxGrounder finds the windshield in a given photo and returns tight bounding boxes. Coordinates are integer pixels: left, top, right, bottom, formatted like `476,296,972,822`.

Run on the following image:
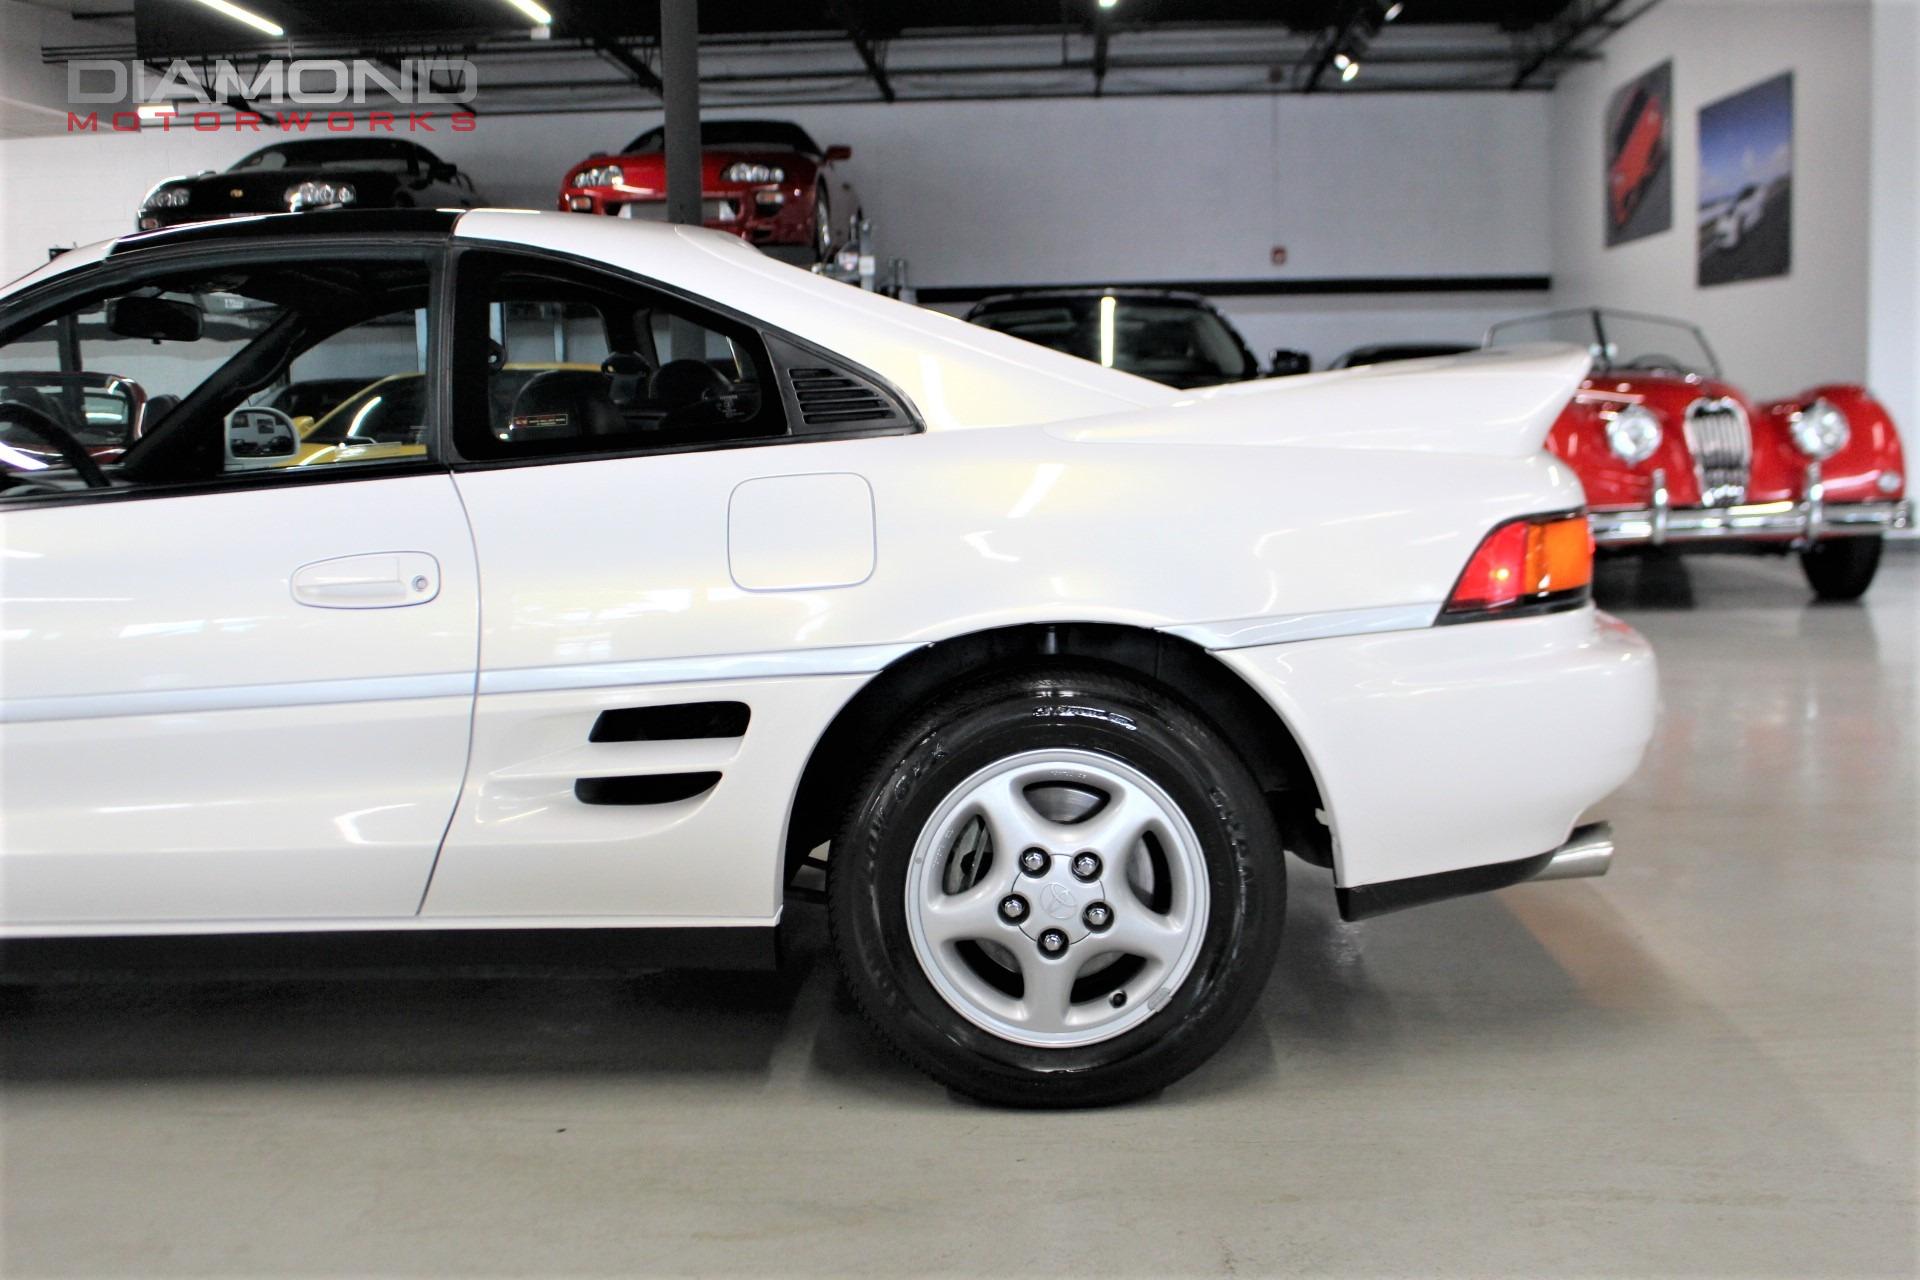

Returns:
231,141,431,173
972,297,1254,386
620,120,821,154
1486,309,1720,379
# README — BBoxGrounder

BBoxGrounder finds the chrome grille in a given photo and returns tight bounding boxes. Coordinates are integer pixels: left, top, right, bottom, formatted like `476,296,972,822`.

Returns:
1682,396,1751,506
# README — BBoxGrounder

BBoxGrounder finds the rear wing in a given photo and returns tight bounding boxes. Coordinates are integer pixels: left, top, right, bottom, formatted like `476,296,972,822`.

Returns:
1050,344,1591,459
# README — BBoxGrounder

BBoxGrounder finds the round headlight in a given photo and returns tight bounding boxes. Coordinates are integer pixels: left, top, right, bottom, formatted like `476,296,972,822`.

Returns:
1789,397,1850,460
144,185,190,210
1605,403,1663,465
722,162,784,184
573,165,624,188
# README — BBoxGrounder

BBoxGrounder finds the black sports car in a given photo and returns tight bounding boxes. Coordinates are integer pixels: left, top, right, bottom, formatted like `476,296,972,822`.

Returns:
965,289,1305,389
137,139,484,230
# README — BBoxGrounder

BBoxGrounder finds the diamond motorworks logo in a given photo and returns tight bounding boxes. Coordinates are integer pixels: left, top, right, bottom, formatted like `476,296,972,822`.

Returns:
66,58,480,133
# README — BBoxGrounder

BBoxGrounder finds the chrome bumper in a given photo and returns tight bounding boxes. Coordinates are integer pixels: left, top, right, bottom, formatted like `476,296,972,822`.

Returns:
1592,465,1913,548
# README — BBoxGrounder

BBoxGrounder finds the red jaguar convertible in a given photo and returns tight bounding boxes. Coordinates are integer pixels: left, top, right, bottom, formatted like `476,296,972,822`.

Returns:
1489,309,1910,599
557,119,858,262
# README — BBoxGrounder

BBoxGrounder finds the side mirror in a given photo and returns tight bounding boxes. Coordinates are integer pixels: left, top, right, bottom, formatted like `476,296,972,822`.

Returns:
1268,349,1312,377
431,162,458,183
107,296,203,343
825,144,853,163
225,406,298,470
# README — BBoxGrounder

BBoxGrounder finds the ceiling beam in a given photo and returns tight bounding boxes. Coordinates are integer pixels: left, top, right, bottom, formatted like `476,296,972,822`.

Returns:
1511,0,1653,88
589,34,665,94
826,0,894,102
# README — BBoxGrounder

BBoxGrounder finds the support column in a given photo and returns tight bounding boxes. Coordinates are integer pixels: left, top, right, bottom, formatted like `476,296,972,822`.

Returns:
661,0,702,228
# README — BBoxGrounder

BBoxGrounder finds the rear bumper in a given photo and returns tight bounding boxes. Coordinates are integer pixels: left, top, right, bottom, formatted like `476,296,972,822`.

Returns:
1592,465,1912,547
1213,605,1656,894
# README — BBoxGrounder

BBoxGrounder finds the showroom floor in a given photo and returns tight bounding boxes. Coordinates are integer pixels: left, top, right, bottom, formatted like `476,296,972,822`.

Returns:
2,548,1914,1278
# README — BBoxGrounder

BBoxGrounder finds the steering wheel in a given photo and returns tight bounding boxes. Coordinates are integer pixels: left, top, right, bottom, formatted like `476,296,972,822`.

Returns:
0,400,109,489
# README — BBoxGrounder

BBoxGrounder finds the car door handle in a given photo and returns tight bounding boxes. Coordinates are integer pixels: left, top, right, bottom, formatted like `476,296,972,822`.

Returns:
291,552,441,609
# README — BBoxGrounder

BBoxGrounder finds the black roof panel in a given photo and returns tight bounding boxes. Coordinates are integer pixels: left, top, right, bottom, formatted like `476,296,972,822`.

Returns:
110,209,461,256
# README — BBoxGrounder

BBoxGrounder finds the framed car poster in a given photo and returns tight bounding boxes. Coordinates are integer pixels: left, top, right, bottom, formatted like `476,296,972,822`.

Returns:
1604,60,1672,247
1697,71,1794,286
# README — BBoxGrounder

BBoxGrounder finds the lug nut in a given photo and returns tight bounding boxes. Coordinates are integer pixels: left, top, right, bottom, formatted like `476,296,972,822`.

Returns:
998,894,1028,923
1083,902,1112,930
1019,848,1050,876
1038,929,1069,956
1071,852,1101,881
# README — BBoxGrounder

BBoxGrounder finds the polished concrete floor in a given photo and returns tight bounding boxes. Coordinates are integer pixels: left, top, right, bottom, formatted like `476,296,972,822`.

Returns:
2,548,1914,1277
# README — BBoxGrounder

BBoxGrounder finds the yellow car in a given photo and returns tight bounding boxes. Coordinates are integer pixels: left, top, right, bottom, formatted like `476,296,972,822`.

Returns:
293,364,601,466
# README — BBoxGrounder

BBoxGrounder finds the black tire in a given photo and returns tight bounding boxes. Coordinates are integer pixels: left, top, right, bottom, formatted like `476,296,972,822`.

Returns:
1801,535,1882,601
827,665,1286,1107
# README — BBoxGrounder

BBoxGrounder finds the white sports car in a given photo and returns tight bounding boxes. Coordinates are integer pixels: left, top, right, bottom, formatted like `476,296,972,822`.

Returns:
0,211,1656,1105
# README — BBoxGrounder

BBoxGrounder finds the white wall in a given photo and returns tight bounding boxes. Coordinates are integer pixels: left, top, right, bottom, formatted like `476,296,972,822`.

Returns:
0,92,1549,368
1868,0,1919,434
1548,0,1874,400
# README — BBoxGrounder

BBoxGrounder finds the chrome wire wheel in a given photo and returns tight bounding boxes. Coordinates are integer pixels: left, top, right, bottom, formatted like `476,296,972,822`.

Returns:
903,748,1210,1049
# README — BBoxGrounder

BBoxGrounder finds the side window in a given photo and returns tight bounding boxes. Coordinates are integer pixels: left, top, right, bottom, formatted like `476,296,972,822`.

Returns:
0,254,435,496
449,251,784,461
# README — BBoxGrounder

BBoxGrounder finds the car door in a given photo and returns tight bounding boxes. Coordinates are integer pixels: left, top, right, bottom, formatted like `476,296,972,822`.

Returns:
0,241,479,927
416,247,915,924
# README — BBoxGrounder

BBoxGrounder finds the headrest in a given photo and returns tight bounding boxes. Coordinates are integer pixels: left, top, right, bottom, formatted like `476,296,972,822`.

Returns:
506,370,623,440
648,359,728,409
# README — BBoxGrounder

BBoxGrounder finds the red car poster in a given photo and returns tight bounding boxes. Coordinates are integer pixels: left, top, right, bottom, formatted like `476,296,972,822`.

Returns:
1604,60,1673,248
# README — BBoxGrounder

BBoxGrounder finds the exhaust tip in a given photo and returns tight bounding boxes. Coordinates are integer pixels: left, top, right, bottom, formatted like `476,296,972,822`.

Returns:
1527,821,1614,882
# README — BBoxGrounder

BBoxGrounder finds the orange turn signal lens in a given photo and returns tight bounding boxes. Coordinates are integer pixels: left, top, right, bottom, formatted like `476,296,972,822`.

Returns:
1442,512,1593,620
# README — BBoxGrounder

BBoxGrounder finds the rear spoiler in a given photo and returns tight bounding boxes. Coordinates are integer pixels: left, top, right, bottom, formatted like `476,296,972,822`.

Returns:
1050,344,1591,459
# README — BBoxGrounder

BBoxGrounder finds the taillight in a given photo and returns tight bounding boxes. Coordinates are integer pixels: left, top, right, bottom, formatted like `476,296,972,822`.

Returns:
1440,511,1593,622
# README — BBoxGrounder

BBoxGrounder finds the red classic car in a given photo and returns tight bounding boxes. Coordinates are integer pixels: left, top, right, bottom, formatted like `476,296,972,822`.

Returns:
1489,309,1911,599
1608,85,1666,230
558,119,858,262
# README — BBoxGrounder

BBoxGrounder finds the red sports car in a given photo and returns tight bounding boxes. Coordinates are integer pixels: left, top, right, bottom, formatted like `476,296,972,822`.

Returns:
1608,85,1666,229
558,119,858,262
1489,309,1911,599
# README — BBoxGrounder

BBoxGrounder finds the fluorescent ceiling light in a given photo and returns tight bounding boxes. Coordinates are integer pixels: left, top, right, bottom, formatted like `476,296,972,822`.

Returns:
1333,52,1351,69
505,0,553,22
1383,2,1404,19
1098,294,1117,368
188,0,285,37
137,102,176,119
1097,0,1120,8
1341,60,1361,81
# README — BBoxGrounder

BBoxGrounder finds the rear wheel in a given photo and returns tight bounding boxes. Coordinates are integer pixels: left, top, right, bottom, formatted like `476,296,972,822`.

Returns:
1801,535,1882,600
828,666,1285,1107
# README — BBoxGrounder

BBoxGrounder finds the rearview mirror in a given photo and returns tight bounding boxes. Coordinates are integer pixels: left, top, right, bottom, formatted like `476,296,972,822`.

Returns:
825,144,853,163
107,295,203,343
1268,349,1312,377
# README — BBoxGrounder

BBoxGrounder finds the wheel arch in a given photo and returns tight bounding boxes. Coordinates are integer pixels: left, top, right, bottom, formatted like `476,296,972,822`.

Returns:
782,622,1331,887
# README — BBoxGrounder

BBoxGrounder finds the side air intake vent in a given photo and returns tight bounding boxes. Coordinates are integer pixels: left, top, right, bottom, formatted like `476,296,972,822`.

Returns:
786,367,897,427
589,702,750,743
575,773,720,806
